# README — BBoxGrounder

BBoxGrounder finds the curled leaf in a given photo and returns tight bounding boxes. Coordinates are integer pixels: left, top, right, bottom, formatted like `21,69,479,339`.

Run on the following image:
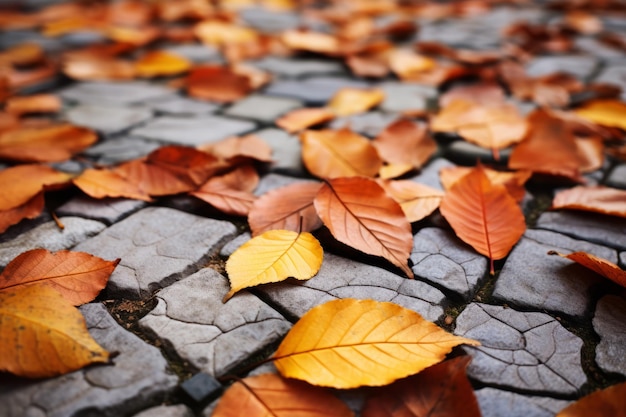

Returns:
73,168,152,202
549,251,626,288
556,382,626,417
552,185,626,218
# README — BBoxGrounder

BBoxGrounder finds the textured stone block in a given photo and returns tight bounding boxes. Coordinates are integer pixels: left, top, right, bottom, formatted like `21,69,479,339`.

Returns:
593,295,626,376
224,94,302,122
65,104,153,134
56,196,147,225
59,81,174,105
476,388,571,417
536,212,626,250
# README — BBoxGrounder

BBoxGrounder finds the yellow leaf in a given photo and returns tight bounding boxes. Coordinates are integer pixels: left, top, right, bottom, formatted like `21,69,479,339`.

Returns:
273,298,480,388
0,285,109,378
327,88,385,117
224,230,323,301
134,50,192,78
574,99,626,130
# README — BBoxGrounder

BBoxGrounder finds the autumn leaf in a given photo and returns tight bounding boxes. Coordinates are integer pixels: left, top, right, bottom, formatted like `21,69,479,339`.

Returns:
314,177,414,277
224,230,323,301
440,166,531,202
0,192,45,233
186,65,252,103
0,285,109,378
439,165,526,274
549,251,626,288
0,124,97,162
0,164,72,211
248,182,323,236
273,298,479,388
134,50,192,77
361,356,481,417
574,99,626,130
194,20,258,46
212,373,353,417
556,382,626,417
0,249,120,306
300,128,382,179
5,94,61,116
327,87,385,117
191,169,257,216
275,107,336,133
73,168,152,202
63,57,136,81
388,49,436,79
200,134,272,164
281,29,341,55
552,185,626,218
373,119,437,170
378,179,444,223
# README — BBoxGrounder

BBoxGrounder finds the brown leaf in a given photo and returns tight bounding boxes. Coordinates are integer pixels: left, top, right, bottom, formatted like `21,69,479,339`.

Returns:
379,179,444,223
248,182,323,236
73,168,152,201
191,167,258,216
5,94,62,116
388,49,436,79
281,29,341,55
0,191,45,233
0,249,119,306
373,119,436,169
552,185,626,218
315,177,414,277
439,82,506,107
0,164,71,211
549,251,626,289
440,166,531,202
0,43,45,66
327,87,385,117
345,54,389,78
300,128,382,179
63,57,136,81
134,50,192,78
361,356,481,417
212,373,353,417
439,164,526,274
186,65,252,103
0,124,97,162
275,107,336,133
200,134,272,163
556,381,626,417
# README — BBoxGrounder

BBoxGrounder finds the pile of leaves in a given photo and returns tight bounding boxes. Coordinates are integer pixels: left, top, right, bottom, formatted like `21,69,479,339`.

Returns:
1,0,626,415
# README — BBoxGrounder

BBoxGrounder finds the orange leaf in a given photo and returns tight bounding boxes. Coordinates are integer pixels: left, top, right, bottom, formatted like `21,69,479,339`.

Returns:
73,168,152,202
281,29,341,55
440,166,531,202
574,99,626,130
0,249,119,306
389,49,436,79
362,356,480,417
5,94,62,116
327,87,385,117
212,373,353,417
200,134,272,163
63,57,136,81
300,128,382,179
373,119,437,169
314,177,414,277
379,179,444,223
0,285,109,378
134,50,192,78
552,185,626,218
0,124,97,162
275,107,336,134
439,165,526,274
194,20,258,46
0,191,45,233
0,164,71,211
191,168,258,216
556,381,626,417
549,251,626,288
186,65,252,103
0,43,45,66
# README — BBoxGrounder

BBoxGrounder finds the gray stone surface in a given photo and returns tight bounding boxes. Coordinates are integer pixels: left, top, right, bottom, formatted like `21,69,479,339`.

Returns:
65,104,153,134
329,112,399,137
0,303,177,417
239,7,300,33
0,217,106,267
74,207,237,297
455,303,586,394
83,136,162,165
131,116,256,146
57,196,147,225
575,37,626,62
536,211,626,250
250,56,344,77
494,229,616,316
594,63,626,100
139,268,291,376
593,294,626,376
59,81,175,105
254,173,320,196
606,163,626,189
476,388,571,417
379,82,437,113
253,128,305,175
264,76,370,105
133,405,194,417
411,227,488,299
224,94,302,123
163,44,222,63
149,95,220,115
525,55,598,80
258,252,446,322
407,158,455,190
220,232,251,257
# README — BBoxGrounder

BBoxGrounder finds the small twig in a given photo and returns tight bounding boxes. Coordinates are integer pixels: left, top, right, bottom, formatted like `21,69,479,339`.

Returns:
51,211,65,230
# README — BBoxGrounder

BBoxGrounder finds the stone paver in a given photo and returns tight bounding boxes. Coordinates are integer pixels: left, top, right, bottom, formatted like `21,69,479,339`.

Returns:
74,207,237,297
593,294,626,376
139,268,291,376
264,76,370,104
0,303,177,417
223,94,302,123
250,56,345,77
56,196,148,225
476,388,571,417
329,112,399,137
133,405,194,417
148,96,220,116
253,128,305,175
65,104,153,134
606,163,626,189
59,81,174,105
83,136,162,165
455,303,587,395
536,211,626,250
525,55,599,80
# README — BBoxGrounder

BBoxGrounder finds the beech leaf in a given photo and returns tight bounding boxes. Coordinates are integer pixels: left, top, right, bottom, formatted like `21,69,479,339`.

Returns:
549,251,626,288
275,107,336,134
440,166,531,202
327,87,385,116
552,185,626,218
373,119,437,170
379,179,444,223
315,177,414,277
191,175,257,217
0,164,72,211
73,168,152,202
0,191,45,233
224,230,323,301
556,382,626,417
134,50,192,78
0,285,109,378
212,373,352,417
439,165,526,274
273,298,480,388
574,99,626,130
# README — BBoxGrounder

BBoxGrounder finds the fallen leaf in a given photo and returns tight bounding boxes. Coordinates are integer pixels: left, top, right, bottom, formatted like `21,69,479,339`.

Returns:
552,185,626,218
5,94,62,116
361,356,481,417
0,43,45,66
379,179,444,223
440,166,531,202
0,191,45,233
105,25,160,47
0,164,71,211
300,128,382,178
0,249,119,306
212,373,353,417
63,57,136,81
378,163,414,179
275,107,336,133
281,29,341,55
574,136,604,173
439,82,506,107
327,87,385,117
345,54,389,78
388,49,436,79
200,134,272,163
224,229,323,301
556,381,626,417
563,10,603,35
273,298,479,388
439,165,526,274
0,124,97,162
73,168,152,202
134,50,192,77
574,99,626,130
186,65,252,103
373,119,437,169
191,168,258,216
0,285,109,378
194,20,258,46
549,251,626,288
314,177,413,277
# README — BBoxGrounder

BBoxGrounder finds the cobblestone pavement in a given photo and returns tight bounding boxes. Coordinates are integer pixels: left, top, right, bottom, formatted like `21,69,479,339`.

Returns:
1,0,626,416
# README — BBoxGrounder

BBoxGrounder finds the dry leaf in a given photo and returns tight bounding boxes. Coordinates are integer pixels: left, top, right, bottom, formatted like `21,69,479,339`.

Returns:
556,382,626,417
549,251,626,288
224,230,323,301
281,29,341,55
134,50,192,77
0,124,97,162
201,134,272,163
0,192,45,233
0,164,71,211
388,49,436,79
73,168,152,202
191,167,258,216
105,25,160,47
552,185,626,218
212,373,353,417
345,54,389,78
194,20,258,46
373,119,436,170
0,285,109,378
5,94,62,116
0,249,119,306
273,298,480,388
379,179,444,223
439,165,526,274
327,88,385,117
440,166,531,202
439,83,506,107
63,57,136,81
300,128,382,179
574,99,626,130
361,356,481,417
275,107,336,133
314,177,413,277
186,65,252,103
0,43,45,66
